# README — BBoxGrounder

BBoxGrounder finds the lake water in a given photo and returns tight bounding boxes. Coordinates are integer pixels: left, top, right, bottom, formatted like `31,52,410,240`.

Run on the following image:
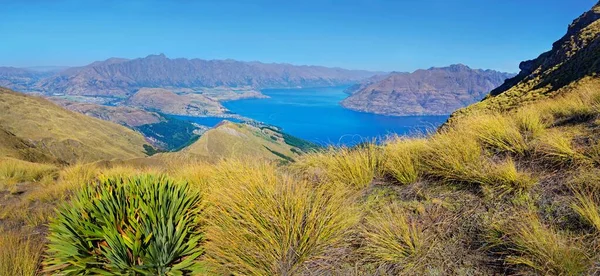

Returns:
181,86,448,146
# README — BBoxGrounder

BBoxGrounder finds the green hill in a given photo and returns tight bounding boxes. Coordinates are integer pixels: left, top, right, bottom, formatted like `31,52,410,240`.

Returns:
171,121,315,162
0,87,153,163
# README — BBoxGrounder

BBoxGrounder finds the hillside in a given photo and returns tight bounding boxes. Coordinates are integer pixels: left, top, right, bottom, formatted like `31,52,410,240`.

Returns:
341,64,513,116
54,100,163,127
0,87,152,163
30,54,380,97
173,121,314,162
453,3,600,117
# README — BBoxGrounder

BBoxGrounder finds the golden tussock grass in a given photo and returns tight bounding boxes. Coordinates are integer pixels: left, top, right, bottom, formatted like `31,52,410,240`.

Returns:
512,107,549,139
382,138,426,185
569,170,600,232
420,131,535,194
534,129,585,167
458,113,529,155
204,159,359,275
292,143,382,189
487,211,591,275
0,229,44,276
0,157,57,189
360,204,424,266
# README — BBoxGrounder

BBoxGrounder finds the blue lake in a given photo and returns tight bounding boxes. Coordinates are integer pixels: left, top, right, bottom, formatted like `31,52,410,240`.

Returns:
180,86,448,146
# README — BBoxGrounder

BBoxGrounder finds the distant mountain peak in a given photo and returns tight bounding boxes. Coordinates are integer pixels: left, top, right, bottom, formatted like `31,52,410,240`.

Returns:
341,65,513,116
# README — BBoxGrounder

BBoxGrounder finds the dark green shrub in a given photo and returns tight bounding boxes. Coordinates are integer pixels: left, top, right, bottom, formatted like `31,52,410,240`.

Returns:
44,174,204,275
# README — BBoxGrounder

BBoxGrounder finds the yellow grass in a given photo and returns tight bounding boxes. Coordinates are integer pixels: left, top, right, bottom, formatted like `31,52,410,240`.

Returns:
534,129,584,166
488,211,590,275
0,158,57,189
382,138,426,185
204,159,359,275
459,113,529,155
293,144,382,189
0,229,44,276
361,204,423,265
512,107,548,139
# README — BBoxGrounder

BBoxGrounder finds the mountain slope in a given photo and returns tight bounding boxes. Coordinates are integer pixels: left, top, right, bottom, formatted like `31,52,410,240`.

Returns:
453,3,600,118
34,54,381,97
0,87,152,163
341,65,513,116
173,121,314,162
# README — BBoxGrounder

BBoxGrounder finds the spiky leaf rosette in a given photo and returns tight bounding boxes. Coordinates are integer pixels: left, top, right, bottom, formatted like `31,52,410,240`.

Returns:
44,174,204,275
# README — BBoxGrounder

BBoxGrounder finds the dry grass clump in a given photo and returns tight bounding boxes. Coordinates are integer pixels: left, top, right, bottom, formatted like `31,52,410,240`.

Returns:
382,138,427,185
167,160,215,192
292,143,382,189
460,113,529,155
0,229,44,276
534,129,585,167
0,157,57,189
512,107,548,140
420,131,535,195
27,163,100,203
204,159,359,275
360,204,424,266
487,211,591,275
569,170,600,232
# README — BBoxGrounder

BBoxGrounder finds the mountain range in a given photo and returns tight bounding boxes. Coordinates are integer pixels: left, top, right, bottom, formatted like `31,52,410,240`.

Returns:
341,64,514,116
4,54,379,97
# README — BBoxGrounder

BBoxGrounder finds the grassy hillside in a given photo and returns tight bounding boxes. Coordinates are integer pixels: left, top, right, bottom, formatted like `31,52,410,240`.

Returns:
2,3,600,275
171,121,312,162
0,88,152,163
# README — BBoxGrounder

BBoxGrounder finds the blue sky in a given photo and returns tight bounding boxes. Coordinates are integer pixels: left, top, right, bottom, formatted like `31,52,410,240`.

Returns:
0,0,596,72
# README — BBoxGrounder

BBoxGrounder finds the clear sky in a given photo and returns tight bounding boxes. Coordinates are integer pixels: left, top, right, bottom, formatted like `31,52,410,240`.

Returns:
0,0,596,72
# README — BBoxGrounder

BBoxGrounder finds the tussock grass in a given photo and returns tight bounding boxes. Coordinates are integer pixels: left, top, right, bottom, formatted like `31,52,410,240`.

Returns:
382,138,426,185
512,107,548,140
167,160,214,192
484,158,536,197
0,157,57,188
0,229,44,276
204,159,359,275
293,143,382,189
420,131,534,194
361,204,423,265
460,113,529,155
28,163,99,203
534,129,584,167
487,211,591,275
569,170,600,232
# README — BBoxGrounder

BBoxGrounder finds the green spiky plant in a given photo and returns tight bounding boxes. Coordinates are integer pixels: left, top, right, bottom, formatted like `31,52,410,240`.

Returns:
44,174,205,275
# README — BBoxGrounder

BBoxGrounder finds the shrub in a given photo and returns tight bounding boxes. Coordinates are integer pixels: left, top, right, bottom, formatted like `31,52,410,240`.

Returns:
487,211,590,275
293,143,382,189
382,138,426,185
204,160,359,275
44,174,204,275
361,205,423,265
0,229,44,276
